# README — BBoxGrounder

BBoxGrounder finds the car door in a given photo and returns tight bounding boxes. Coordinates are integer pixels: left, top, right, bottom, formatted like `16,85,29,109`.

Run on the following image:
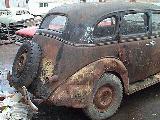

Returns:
118,11,158,83
91,14,120,58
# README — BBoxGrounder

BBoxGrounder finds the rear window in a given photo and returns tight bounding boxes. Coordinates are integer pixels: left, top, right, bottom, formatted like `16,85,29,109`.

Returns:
40,14,67,32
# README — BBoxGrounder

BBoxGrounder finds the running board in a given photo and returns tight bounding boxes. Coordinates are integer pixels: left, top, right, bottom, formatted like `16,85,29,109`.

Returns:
128,73,160,95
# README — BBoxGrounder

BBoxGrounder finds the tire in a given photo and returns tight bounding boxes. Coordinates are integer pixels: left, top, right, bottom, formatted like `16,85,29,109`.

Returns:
12,41,41,88
84,73,123,120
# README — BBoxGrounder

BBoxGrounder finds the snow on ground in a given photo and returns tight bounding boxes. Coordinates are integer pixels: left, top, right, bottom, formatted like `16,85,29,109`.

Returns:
0,63,15,95
0,44,31,120
0,63,23,119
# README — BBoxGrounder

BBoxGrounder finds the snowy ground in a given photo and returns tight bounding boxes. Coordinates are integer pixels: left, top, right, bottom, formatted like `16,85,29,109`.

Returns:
0,44,19,99
0,44,27,120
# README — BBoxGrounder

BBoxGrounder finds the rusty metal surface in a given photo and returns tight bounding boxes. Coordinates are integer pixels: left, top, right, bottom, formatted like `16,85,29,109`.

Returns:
31,31,160,108
32,33,129,107
31,33,160,108
31,34,129,99
93,85,114,112
119,36,160,83
48,57,128,108
128,72,160,94
3,44,160,120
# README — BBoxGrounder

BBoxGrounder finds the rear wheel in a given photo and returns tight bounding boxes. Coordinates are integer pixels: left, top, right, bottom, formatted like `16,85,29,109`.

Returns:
84,73,123,120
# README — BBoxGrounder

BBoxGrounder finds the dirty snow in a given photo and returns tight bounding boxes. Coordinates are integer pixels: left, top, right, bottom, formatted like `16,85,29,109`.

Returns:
0,65,15,94
0,63,29,119
0,44,32,119
0,64,15,119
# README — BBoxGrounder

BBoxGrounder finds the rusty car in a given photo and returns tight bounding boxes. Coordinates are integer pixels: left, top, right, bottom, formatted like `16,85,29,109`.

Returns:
8,2,160,120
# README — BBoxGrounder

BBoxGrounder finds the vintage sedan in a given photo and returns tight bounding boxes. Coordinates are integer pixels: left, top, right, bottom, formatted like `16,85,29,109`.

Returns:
9,2,160,120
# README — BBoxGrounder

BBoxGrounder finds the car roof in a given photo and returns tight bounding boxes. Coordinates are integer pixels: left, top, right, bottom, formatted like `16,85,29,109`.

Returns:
48,2,160,25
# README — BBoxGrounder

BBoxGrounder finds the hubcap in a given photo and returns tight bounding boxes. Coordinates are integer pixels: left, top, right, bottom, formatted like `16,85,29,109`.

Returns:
93,85,114,112
15,51,27,77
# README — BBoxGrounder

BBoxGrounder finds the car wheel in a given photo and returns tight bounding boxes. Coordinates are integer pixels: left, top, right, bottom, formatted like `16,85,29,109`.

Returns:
84,73,123,120
12,41,41,88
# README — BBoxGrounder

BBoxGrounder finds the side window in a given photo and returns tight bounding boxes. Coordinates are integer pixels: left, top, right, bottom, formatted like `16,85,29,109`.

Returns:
152,12,160,34
41,15,67,32
121,13,148,35
93,17,116,38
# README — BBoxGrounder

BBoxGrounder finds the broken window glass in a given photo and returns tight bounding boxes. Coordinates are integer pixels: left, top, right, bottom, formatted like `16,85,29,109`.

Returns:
152,12,160,34
121,13,147,35
93,17,116,38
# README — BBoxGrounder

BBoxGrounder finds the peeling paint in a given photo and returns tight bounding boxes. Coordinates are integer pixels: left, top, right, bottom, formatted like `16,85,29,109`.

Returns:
40,58,54,84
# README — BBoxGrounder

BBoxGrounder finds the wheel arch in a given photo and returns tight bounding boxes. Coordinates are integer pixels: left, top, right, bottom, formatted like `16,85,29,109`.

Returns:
49,57,129,108
66,57,129,93
101,58,129,94
107,71,126,93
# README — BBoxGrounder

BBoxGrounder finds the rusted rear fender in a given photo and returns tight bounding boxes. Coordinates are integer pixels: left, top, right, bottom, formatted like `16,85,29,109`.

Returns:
49,58,129,108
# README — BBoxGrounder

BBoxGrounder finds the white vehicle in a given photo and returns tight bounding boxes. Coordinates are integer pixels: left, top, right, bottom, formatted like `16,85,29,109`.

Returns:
0,7,34,25
0,8,35,40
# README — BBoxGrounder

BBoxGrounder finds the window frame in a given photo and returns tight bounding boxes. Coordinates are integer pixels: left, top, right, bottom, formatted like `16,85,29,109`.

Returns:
120,11,149,38
92,13,119,43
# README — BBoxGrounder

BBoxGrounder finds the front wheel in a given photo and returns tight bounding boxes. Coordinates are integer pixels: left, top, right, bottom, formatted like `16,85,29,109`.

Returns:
84,73,123,120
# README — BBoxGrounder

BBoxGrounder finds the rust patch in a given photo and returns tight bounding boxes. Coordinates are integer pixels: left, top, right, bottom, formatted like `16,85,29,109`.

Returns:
49,58,129,108
40,58,54,84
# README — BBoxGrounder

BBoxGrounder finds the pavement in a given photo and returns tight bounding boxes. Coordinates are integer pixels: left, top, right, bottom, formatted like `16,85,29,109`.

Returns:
0,44,160,120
